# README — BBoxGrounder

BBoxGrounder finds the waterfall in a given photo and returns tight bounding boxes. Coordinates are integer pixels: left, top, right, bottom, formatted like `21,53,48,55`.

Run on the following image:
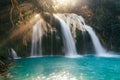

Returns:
31,21,43,57
76,16,107,56
9,48,19,59
76,16,119,57
51,28,53,56
54,14,80,58
29,13,119,57
84,25,120,57
84,25,107,55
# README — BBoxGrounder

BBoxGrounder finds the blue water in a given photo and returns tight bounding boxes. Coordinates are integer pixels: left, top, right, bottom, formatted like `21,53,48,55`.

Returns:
5,56,120,80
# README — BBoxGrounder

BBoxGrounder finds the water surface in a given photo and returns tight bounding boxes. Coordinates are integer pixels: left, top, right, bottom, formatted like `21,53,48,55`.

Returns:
5,56,120,80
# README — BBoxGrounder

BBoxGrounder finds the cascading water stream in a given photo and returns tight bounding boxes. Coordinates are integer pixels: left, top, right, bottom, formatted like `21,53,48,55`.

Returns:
77,16,119,57
9,48,19,59
31,21,43,57
51,28,53,56
85,25,107,55
77,16,107,56
85,25,119,57
54,14,79,58
29,13,118,57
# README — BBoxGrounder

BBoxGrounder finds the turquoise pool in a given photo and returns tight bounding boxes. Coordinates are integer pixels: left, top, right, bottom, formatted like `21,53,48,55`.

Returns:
4,56,120,80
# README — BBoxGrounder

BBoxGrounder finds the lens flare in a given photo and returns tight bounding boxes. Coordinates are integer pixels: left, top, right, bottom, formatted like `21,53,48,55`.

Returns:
53,0,77,10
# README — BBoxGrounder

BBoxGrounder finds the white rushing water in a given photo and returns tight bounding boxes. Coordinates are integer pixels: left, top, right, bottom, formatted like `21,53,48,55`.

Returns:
85,25,120,57
54,14,79,58
51,28,53,56
30,13,119,58
31,21,43,57
77,16,107,56
10,48,19,59
84,25,107,56
77,16,119,57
